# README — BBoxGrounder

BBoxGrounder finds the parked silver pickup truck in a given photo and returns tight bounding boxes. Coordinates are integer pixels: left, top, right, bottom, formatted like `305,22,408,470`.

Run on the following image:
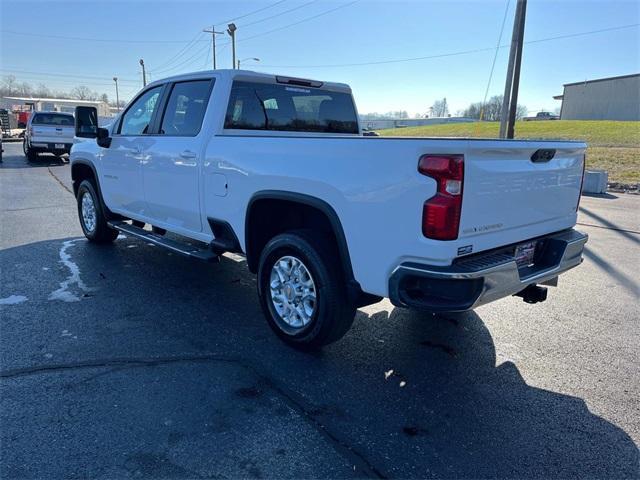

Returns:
23,112,75,160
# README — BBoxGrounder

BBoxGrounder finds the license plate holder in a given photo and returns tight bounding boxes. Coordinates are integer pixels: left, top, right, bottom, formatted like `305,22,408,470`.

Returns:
55,143,65,149
514,241,537,268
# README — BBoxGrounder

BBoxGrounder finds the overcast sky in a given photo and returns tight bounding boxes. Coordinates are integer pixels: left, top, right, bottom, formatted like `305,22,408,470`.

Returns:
1,0,638,115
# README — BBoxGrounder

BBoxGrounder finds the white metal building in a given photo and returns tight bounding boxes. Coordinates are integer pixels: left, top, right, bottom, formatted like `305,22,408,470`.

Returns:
553,74,640,121
0,96,111,117
359,117,475,131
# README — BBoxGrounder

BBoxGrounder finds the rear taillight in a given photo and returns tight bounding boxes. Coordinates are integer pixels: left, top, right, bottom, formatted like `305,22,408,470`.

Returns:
418,154,464,240
576,153,586,211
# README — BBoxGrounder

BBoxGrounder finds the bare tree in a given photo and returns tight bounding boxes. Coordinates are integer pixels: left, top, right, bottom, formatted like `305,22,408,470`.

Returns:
16,82,33,97
1,75,18,96
1,75,116,101
34,83,51,98
99,93,109,103
71,85,93,100
431,98,449,118
516,104,528,120
463,95,528,121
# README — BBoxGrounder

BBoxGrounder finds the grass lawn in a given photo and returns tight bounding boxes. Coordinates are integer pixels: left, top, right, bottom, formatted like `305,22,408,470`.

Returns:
379,120,640,183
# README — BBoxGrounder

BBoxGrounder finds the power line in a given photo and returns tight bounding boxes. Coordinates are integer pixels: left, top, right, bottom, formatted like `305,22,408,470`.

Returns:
0,76,137,91
525,23,638,44
5,21,634,90
203,41,211,70
241,0,320,28
149,41,211,75
0,68,140,84
217,0,289,24
154,0,361,73
0,29,205,44
153,0,325,74
152,32,208,71
216,0,362,48
152,1,321,74
479,0,511,122
0,1,289,46
257,23,639,68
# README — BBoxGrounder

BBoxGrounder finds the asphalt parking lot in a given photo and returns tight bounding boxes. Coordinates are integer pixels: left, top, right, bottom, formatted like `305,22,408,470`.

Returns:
1,140,639,479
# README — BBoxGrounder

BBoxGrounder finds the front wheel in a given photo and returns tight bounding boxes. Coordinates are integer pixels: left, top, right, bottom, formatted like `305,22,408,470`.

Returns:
76,180,119,243
257,230,356,349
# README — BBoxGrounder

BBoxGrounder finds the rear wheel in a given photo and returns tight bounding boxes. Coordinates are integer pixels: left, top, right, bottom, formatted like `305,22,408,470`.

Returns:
77,179,119,243
23,139,38,162
257,230,356,349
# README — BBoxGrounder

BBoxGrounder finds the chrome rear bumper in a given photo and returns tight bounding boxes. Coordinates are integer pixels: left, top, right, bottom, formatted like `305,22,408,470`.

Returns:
389,229,588,312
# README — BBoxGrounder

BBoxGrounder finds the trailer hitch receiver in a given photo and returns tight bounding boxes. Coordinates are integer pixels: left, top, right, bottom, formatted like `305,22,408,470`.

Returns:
514,284,548,304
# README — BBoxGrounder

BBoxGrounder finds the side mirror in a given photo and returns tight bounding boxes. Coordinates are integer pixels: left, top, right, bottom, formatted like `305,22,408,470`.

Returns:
75,106,98,138
96,127,112,148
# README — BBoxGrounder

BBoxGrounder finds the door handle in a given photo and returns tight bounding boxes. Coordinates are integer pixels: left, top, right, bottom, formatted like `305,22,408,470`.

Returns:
124,146,144,160
180,150,197,159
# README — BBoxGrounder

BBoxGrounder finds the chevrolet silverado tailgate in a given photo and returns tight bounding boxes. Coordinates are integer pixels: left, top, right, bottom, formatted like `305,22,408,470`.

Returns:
459,140,586,239
30,112,75,144
31,125,75,143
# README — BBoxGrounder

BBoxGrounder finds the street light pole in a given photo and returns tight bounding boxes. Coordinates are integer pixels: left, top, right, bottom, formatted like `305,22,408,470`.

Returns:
203,26,224,69
227,23,237,69
113,77,120,113
237,57,260,69
139,58,147,87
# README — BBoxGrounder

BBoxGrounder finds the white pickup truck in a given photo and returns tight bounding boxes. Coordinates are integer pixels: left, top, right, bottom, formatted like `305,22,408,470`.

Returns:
71,70,588,348
24,111,75,160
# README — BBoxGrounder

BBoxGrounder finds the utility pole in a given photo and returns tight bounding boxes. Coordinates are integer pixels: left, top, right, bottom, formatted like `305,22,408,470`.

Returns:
227,23,237,69
499,0,527,138
203,26,224,69
506,0,527,139
113,77,120,113
139,59,147,87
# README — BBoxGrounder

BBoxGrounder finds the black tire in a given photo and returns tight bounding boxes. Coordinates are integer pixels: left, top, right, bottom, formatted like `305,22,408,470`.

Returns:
257,229,356,349
76,179,119,243
24,139,38,162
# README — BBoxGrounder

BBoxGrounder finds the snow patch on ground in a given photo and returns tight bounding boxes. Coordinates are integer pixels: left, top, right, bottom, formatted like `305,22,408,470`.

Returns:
48,239,94,302
0,295,28,305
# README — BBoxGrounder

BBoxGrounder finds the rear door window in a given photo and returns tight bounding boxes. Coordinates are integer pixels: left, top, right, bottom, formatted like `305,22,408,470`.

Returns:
31,114,74,126
160,80,213,136
225,81,358,134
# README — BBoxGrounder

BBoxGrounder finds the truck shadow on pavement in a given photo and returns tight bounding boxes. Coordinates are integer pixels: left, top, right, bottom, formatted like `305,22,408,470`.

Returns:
1,236,638,479
0,152,68,169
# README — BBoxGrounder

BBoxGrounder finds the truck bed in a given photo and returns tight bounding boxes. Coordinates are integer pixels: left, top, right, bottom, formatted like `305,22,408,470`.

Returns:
207,133,585,295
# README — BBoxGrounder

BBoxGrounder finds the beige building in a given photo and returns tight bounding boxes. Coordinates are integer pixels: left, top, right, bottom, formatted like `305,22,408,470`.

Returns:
553,73,640,121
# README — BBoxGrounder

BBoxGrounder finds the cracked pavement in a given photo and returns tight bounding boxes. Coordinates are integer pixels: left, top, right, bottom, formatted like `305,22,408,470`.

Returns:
1,142,639,479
